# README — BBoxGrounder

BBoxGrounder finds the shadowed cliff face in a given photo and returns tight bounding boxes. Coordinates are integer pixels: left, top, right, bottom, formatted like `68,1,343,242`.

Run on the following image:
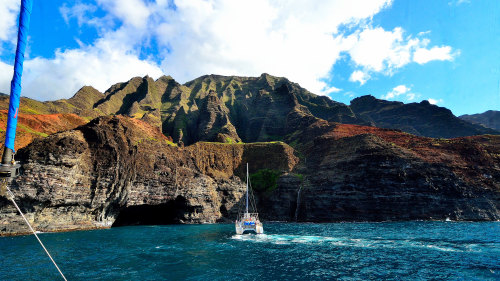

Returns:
1,114,498,235
260,123,500,222
460,110,500,131
0,116,298,235
299,134,499,221
350,95,499,138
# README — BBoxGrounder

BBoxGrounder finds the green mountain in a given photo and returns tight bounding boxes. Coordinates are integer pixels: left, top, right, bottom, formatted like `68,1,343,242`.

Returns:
1,74,497,146
0,85,104,118
20,73,365,145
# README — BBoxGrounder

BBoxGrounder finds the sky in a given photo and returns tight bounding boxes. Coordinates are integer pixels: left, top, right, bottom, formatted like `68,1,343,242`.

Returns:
0,0,498,116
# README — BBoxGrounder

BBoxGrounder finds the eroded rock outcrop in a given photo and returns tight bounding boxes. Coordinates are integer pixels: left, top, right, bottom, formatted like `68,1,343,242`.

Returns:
1,114,499,236
195,90,241,143
0,116,297,235
260,124,500,222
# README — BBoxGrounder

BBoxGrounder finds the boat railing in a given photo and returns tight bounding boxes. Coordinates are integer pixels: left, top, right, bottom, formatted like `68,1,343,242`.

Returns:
239,212,260,220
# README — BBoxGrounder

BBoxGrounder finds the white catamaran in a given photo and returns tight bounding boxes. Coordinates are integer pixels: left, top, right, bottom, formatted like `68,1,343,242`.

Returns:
235,163,264,235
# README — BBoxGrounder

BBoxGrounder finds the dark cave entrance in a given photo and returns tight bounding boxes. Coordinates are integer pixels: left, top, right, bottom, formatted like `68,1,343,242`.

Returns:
112,196,191,227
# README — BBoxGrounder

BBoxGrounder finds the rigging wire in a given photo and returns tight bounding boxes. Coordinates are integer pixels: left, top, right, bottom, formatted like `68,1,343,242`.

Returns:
248,173,259,216
3,181,68,281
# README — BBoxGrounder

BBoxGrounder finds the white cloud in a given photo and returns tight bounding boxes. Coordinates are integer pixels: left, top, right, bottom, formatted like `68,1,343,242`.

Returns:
0,0,459,100
428,98,443,105
342,27,416,73
96,0,151,28
0,0,18,41
60,3,97,27
417,30,431,36
344,91,355,98
349,70,370,85
0,0,162,100
46,0,393,98
382,84,409,99
406,92,417,101
0,0,19,55
0,60,13,94
382,84,419,101
449,0,470,6
0,37,163,99
21,43,163,100
154,0,393,95
322,85,341,94
414,46,457,64
340,27,456,85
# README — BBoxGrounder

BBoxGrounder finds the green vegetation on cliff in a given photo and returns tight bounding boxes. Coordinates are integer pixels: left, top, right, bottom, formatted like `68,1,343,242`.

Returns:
250,169,281,193
1,73,497,152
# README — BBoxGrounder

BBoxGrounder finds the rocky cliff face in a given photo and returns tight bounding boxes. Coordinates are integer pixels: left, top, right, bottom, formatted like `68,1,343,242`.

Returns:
0,74,339,144
256,121,500,222
297,133,499,221
0,116,298,235
1,115,499,235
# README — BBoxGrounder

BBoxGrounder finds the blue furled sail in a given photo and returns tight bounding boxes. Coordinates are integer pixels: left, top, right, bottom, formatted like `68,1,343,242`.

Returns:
5,0,33,151
0,0,33,178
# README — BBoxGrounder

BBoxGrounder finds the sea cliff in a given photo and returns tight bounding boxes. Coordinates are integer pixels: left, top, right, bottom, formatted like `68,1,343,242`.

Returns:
0,116,298,235
1,115,498,235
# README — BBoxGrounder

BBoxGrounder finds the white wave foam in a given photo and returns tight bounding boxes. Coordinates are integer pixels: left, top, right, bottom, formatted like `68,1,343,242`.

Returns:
230,233,477,252
231,234,341,245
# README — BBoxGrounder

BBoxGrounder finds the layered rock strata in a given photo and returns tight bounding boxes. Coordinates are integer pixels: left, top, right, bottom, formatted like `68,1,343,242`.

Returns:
1,115,499,236
0,116,297,235
260,125,500,222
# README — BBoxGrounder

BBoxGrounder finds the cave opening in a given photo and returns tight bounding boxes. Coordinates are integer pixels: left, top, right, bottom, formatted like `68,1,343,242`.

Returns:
112,196,191,227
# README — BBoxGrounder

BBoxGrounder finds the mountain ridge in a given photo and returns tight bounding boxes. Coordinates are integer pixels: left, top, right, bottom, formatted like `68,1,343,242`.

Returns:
350,95,498,138
460,110,500,131
0,74,498,151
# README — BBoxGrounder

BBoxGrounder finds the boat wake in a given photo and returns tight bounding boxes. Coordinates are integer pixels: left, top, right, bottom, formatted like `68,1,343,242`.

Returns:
230,234,487,253
231,234,338,245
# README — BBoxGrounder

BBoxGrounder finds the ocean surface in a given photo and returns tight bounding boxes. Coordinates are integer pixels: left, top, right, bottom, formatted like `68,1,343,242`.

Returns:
0,222,498,280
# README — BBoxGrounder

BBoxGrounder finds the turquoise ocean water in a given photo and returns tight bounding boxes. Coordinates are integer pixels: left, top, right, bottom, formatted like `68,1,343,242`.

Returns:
0,222,498,280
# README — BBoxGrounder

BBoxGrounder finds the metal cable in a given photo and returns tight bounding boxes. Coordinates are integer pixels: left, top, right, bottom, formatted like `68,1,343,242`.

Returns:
5,183,68,281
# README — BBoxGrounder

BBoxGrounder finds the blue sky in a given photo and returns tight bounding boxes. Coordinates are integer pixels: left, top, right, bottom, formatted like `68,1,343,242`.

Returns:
329,0,500,115
0,0,498,116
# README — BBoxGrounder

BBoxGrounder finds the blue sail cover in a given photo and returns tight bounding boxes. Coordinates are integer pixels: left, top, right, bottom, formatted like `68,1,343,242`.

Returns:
5,0,33,151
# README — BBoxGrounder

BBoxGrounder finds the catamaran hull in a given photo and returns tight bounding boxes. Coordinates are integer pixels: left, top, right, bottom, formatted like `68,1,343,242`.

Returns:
256,225,263,234
235,223,264,235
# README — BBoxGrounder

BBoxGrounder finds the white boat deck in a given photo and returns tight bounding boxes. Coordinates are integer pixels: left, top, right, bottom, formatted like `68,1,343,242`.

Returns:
235,213,264,234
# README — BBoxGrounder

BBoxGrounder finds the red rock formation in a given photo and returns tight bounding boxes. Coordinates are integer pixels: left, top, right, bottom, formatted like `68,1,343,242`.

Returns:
0,110,87,150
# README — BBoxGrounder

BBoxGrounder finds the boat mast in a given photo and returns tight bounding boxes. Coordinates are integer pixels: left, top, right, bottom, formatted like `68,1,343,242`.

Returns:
0,2,67,280
0,0,32,179
246,163,249,214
